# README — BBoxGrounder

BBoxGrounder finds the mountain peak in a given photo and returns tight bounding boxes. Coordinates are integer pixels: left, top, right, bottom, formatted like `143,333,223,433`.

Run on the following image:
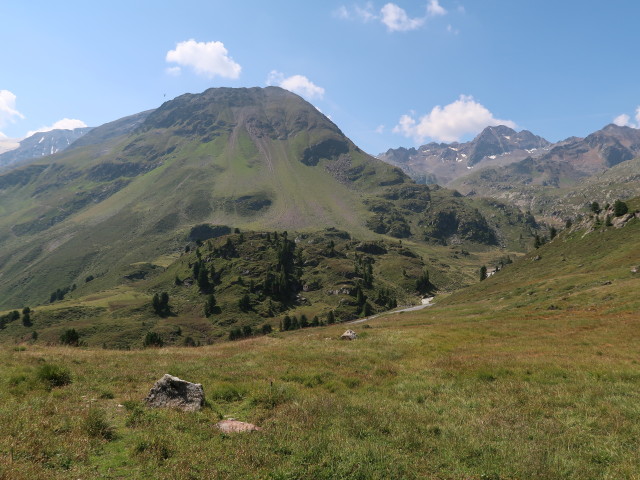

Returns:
140,86,340,142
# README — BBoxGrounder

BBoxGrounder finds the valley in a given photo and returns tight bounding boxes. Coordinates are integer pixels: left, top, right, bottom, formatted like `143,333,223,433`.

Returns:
0,86,638,480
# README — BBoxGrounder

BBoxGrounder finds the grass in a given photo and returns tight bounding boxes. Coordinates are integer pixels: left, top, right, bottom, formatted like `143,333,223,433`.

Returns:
1,299,638,479
1,216,639,478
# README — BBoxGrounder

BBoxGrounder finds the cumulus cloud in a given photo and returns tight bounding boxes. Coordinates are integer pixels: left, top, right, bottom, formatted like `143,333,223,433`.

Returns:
337,2,451,32
0,90,25,134
393,95,516,143
27,118,88,138
267,71,325,100
613,107,640,128
375,124,385,134
166,39,241,79
427,0,447,16
380,3,425,31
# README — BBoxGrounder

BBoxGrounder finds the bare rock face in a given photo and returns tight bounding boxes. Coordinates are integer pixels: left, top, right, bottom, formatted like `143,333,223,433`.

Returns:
144,374,205,412
216,419,262,433
340,329,357,340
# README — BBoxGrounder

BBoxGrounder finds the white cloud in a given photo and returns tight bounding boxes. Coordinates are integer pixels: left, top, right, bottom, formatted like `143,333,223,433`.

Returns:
0,90,25,135
165,39,241,79
613,107,640,128
427,0,447,16
355,2,378,21
267,71,325,100
165,66,181,76
393,95,516,143
447,24,459,34
334,5,351,19
375,124,385,134
613,114,631,127
380,3,425,31
27,118,88,138
335,2,378,21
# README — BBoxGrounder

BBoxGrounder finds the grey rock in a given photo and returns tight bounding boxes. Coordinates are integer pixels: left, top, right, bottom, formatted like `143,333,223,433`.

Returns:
145,374,205,411
340,329,357,340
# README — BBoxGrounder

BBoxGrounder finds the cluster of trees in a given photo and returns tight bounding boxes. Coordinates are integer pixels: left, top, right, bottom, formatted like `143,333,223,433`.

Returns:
0,307,33,329
375,287,398,309
280,313,323,331
50,284,76,303
151,292,170,316
591,200,629,217
262,232,301,301
228,323,272,341
415,270,431,295
354,254,374,288
0,310,20,329
352,284,374,317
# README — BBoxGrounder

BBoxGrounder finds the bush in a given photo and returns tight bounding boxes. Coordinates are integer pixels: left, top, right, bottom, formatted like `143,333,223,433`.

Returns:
143,332,163,348
37,364,72,388
60,328,80,346
85,407,115,440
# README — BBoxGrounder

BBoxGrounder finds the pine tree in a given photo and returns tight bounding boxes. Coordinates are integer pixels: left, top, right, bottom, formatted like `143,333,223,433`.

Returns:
152,293,161,314
613,199,628,217
238,294,251,311
204,294,217,317
197,268,211,292
327,311,336,324
480,265,487,281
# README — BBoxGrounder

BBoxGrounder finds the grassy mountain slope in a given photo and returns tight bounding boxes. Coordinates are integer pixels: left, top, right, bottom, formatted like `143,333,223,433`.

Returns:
0,200,638,479
0,87,537,310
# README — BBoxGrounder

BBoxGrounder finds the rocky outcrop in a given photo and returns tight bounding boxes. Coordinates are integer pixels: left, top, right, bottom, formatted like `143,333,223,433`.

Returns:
144,374,205,412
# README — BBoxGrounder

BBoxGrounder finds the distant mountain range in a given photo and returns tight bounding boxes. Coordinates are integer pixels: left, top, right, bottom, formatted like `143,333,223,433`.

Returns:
379,125,551,185
0,127,93,170
381,124,640,219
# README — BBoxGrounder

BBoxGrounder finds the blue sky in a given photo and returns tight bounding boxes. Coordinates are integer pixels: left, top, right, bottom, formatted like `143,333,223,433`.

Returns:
1,1,639,155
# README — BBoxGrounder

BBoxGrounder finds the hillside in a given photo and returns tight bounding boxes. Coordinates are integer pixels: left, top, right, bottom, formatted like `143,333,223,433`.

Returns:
0,87,537,311
0,199,637,480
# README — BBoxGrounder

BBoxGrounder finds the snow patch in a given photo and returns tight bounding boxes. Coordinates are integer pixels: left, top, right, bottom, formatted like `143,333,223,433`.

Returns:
503,135,511,140
38,136,44,144
489,155,497,159
448,147,459,151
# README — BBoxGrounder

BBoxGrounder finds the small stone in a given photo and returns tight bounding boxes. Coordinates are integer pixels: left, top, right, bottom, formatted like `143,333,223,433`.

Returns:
144,374,205,412
216,419,262,433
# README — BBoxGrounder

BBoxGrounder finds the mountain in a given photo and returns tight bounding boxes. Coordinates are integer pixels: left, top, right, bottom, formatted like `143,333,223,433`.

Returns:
379,125,551,185
0,127,93,170
0,87,538,318
449,124,640,219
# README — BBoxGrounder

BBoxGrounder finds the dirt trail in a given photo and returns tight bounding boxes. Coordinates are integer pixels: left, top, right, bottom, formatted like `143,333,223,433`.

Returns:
347,297,434,325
